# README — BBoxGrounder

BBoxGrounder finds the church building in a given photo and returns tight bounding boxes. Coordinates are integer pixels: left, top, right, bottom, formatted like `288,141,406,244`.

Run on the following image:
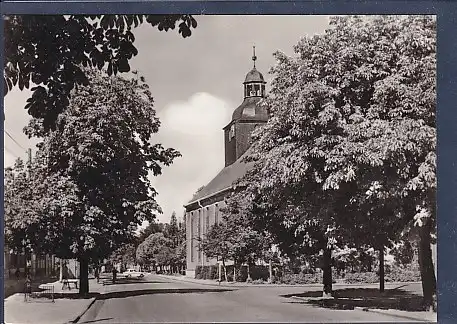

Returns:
184,49,268,277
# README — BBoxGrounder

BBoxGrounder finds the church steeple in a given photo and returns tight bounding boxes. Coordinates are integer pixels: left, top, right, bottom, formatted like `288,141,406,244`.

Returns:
252,45,257,68
223,47,269,167
243,46,266,99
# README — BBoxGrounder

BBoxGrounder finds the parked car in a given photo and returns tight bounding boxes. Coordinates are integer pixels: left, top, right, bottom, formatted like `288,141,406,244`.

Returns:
123,269,145,278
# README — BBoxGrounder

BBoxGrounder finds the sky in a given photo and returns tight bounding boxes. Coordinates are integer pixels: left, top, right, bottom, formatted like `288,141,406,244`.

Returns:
4,15,330,227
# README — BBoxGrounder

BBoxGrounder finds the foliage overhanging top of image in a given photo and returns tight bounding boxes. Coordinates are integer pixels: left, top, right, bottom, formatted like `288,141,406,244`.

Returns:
218,16,436,281
4,15,197,132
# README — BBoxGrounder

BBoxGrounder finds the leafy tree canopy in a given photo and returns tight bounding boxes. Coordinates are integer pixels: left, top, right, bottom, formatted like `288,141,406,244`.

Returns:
4,69,180,264
4,14,197,132
236,15,436,252
227,14,435,300
136,232,174,267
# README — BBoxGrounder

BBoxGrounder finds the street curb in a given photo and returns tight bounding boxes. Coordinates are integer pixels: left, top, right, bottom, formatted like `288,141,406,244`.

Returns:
354,307,437,323
69,297,97,324
158,275,421,289
289,296,435,322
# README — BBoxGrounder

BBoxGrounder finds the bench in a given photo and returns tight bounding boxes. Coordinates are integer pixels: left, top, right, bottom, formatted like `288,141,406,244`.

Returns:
61,278,78,290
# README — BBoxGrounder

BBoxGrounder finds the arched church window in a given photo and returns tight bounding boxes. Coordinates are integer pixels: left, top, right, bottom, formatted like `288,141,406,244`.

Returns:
261,85,265,96
197,210,201,262
254,84,260,96
206,207,210,233
190,214,194,262
245,85,253,97
229,124,235,140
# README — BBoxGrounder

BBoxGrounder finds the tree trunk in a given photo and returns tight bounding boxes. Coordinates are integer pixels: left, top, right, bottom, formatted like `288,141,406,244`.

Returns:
218,262,222,282
233,263,237,282
418,219,437,311
222,259,227,282
269,260,273,284
247,262,251,281
79,256,89,295
59,259,64,282
379,246,385,293
322,248,333,298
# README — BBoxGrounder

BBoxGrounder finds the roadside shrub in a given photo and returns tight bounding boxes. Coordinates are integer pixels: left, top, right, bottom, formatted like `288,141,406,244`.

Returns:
343,272,379,284
194,265,219,280
250,265,269,281
252,279,265,284
195,265,202,279
209,265,218,279
225,265,247,282
386,268,421,282
278,272,322,284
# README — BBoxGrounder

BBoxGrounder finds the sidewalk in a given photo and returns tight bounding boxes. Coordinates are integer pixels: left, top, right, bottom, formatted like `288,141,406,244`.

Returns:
157,274,421,289
4,279,105,324
5,276,57,298
354,307,437,323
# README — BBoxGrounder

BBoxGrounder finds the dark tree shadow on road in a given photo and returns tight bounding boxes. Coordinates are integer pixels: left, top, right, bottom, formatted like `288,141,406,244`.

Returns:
100,278,166,286
50,292,101,299
281,288,426,312
97,288,234,300
40,287,233,300
78,317,113,324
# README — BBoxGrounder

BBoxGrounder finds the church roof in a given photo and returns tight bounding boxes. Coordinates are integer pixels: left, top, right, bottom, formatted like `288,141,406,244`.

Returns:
186,149,255,206
244,67,265,84
231,97,269,122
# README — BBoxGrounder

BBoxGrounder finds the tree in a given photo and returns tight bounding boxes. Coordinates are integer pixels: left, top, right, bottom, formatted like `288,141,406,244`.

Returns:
134,213,186,274
198,223,236,281
109,243,137,270
300,15,436,304
226,166,342,296
221,198,274,281
175,240,187,274
391,241,415,267
228,15,435,302
169,211,179,247
5,69,180,294
174,214,187,274
4,160,28,255
139,222,162,242
138,221,165,242
4,15,197,133
4,159,40,274
136,232,173,271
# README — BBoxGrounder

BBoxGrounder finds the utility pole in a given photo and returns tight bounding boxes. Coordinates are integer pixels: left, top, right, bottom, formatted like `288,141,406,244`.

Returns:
27,148,32,169
26,148,33,276
26,148,32,183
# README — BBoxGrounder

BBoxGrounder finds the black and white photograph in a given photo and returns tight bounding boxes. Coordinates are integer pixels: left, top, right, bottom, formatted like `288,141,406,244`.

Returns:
3,14,437,323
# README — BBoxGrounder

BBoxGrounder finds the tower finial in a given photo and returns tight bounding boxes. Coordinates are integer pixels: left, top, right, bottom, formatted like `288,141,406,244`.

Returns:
252,45,257,68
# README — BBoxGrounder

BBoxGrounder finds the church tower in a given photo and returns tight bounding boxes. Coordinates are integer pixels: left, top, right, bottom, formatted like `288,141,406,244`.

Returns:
223,46,268,167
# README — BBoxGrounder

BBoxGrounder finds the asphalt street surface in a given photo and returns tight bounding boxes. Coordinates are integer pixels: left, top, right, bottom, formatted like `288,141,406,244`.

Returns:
78,274,417,323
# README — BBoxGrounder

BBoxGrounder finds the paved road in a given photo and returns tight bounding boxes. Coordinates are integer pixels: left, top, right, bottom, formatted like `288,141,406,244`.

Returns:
77,274,418,323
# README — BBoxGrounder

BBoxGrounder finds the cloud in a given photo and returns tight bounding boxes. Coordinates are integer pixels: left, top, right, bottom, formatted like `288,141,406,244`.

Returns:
149,92,233,224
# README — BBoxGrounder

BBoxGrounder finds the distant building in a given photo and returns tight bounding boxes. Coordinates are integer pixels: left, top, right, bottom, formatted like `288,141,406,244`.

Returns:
4,246,56,279
184,49,268,277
